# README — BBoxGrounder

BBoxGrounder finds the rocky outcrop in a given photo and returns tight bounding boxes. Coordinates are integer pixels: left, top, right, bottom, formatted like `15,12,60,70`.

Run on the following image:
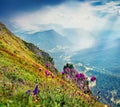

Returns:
24,41,59,73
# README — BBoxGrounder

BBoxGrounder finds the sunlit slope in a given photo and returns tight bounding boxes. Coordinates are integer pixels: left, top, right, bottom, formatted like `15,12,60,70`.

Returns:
0,22,106,107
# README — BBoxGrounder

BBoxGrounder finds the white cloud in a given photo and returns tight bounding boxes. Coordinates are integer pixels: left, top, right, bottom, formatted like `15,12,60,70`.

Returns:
48,45,70,53
10,1,120,32
10,0,120,51
63,55,71,62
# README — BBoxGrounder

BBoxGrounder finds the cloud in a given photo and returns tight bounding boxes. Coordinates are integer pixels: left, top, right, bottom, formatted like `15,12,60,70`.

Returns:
59,28,96,51
63,55,71,62
9,0,120,51
10,1,120,32
48,45,70,53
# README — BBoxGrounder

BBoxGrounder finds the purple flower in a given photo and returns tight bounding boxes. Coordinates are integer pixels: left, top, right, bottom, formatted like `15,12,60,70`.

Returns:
52,75,54,78
65,67,70,72
33,85,39,95
76,73,80,79
76,73,85,80
71,69,76,73
62,71,64,75
81,73,86,80
9,93,12,96
51,74,54,78
74,78,77,81
91,76,96,82
26,90,31,95
97,90,101,94
45,70,50,76
110,104,112,107
46,63,49,67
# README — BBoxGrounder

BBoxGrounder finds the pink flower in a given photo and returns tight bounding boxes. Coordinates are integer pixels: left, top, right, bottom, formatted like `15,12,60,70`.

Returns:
91,76,96,82
76,73,85,80
80,73,85,79
65,67,70,72
51,74,55,78
62,71,64,75
45,70,50,76
76,73,80,79
52,75,54,78
46,63,49,67
74,78,77,81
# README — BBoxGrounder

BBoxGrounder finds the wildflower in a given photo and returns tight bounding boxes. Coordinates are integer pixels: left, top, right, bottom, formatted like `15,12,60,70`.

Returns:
52,75,54,78
51,74,54,78
45,70,50,76
74,78,77,81
66,75,68,78
18,78,24,84
46,63,49,67
76,73,80,79
97,90,101,94
80,73,86,80
71,69,76,73
9,93,12,96
91,76,96,82
26,90,31,95
109,104,112,107
39,68,42,71
62,71,64,75
65,67,70,72
76,73,85,80
33,85,39,95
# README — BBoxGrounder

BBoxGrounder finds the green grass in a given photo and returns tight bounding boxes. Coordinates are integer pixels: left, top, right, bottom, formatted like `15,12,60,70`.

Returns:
0,53,105,107
0,22,107,107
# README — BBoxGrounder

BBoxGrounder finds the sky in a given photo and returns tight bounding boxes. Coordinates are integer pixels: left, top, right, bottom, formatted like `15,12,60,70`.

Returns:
0,0,120,52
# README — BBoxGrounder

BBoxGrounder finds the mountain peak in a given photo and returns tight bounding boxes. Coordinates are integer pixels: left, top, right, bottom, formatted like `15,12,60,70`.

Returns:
32,29,62,37
44,29,55,32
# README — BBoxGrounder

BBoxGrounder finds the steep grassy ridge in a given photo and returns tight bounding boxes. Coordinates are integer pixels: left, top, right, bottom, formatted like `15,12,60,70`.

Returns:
0,22,107,107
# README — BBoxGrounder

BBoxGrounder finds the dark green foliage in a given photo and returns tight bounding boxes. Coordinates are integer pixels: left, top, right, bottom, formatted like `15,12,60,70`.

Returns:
63,63,74,70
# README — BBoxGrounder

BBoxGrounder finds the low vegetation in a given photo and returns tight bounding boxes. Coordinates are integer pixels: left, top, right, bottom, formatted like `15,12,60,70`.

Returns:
0,22,107,107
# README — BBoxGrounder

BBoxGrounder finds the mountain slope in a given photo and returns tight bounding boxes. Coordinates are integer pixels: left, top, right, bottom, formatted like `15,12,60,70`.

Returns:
0,22,106,107
71,37,120,75
21,30,72,52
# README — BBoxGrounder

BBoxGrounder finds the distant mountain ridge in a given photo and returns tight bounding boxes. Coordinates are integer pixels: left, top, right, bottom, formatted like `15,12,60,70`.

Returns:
24,29,72,52
71,36,120,74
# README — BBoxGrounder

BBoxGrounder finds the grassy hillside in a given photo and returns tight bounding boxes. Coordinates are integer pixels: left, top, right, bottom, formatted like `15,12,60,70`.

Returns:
0,22,107,107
